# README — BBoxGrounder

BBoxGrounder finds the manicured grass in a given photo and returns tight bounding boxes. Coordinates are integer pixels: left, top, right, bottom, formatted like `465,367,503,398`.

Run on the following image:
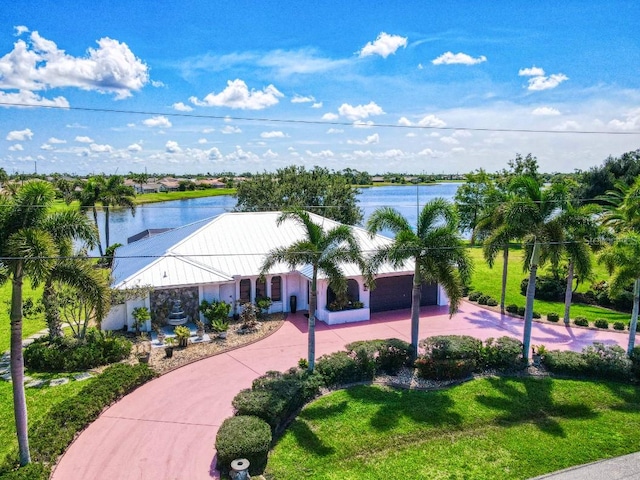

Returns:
266,378,640,479
0,282,46,352
468,245,630,325
132,188,235,204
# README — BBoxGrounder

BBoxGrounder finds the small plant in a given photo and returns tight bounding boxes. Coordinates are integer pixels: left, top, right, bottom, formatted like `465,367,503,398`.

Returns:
174,325,191,347
239,302,260,331
594,318,609,329
532,311,541,319
298,358,309,370
532,344,547,356
506,304,518,314
468,291,482,302
478,294,490,305
132,306,151,334
199,299,231,324
255,296,273,317
486,298,498,307
212,318,230,333
517,306,525,316
547,312,560,322
614,321,626,330
574,317,589,327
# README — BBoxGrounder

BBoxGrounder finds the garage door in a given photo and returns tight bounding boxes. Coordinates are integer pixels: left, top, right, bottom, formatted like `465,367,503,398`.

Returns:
370,275,438,313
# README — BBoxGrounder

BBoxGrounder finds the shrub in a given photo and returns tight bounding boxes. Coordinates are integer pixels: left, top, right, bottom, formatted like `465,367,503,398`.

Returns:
420,335,482,362
547,312,560,322
376,339,412,374
468,291,482,302
629,322,640,333
315,351,369,387
478,295,490,305
574,317,589,327
215,416,271,476
542,350,589,376
520,276,565,301
630,347,640,380
414,356,475,380
481,337,523,370
24,330,132,372
581,343,632,380
594,319,609,329
506,304,518,314
486,298,498,307
532,311,541,319
613,321,626,331
517,307,525,316
0,463,50,480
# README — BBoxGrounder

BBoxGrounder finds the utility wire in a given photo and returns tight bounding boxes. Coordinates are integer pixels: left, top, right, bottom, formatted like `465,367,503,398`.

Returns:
1,101,639,136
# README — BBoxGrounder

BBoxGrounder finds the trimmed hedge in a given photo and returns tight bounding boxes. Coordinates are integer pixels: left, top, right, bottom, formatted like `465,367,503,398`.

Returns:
506,304,519,314
315,351,371,387
547,312,560,322
517,307,526,316
414,357,475,380
416,335,483,380
486,298,498,307
614,321,626,331
594,319,609,329
574,317,589,327
215,416,271,476
543,343,632,380
468,291,482,302
477,295,490,305
345,338,412,375
481,337,523,370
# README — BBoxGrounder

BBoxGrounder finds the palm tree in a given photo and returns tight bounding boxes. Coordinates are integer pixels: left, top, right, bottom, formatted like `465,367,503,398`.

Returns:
599,233,640,355
367,198,472,359
77,176,105,256
260,210,369,371
0,181,59,465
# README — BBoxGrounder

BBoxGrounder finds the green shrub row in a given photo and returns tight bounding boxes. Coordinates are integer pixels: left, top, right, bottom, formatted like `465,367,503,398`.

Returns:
24,329,132,372
0,364,156,478
467,291,498,307
543,343,639,381
215,416,271,476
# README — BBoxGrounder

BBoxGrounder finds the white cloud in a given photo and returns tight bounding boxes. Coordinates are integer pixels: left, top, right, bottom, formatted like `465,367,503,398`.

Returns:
90,143,113,153
608,108,640,131
519,66,545,77
221,125,242,134
14,26,29,36
8,143,23,151
419,148,437,156
398,117,412,126
75,136,94,143
263,149,278,159
0,89,69,108
555,120,580,131
418,114,447,128
6,128,33,141
311,102,323,108
225,145,260,163
453,130,472,138
202,128,215,133
143,115,172,128
48,137,66,143
40,143,53,150
526,73,568,91
353,120,374,128
326,128,344,134
291,94,315,103
305,149,335,159
172,102,193,111
190,79,283,110
531,106,561,116
165,140,181,153
127,143,142,152
359,32,408,58
338,101,384,121
440,136,459,145
322,112,339,121
0,31,149,99
347,133,380,145
260,130,287,138
432,52,487,66
198,138,208,144
151,80,165,88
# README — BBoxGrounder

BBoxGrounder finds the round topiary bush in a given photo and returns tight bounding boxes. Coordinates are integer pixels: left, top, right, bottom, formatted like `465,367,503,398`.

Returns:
547,312,560,322
506,304,519,314
594,319,609,329
614,321,626,331
486,298,498,307
215,415,272,476
468,291,482,302
574,317,589,327
478,295,490,305
517,306,526,317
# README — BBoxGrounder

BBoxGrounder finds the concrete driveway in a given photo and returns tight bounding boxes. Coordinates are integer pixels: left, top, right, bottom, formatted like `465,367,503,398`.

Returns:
51,303,630,480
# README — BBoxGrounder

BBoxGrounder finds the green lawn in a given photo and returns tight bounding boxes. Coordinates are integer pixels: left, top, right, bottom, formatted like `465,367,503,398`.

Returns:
0,282,46,352
468,245,630,325
266,378,640,479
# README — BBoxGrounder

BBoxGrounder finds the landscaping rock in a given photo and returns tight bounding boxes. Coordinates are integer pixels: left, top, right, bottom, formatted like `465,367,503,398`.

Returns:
73,372,93,381
49,378,70,387
26,379,47,389
1,372,11,382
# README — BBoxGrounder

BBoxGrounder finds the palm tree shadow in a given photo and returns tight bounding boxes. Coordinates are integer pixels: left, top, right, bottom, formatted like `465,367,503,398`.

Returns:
603,381,640,412
475,377,598,437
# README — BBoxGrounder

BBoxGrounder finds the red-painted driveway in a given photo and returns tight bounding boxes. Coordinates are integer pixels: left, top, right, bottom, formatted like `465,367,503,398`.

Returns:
52,303,629,480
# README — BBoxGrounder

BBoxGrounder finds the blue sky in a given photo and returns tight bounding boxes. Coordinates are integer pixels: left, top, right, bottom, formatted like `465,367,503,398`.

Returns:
2,1,639,175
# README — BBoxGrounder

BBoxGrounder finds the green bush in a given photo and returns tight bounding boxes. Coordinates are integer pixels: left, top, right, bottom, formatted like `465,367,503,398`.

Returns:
532,311,541,319
614,321,626,331
581,343,632,380
481,337,523,370
486,298,498,307
542,350,589,376
420,335,482,363
630,347,640,380
506,304,519,314
517,306,525,316
520,275,565,301
24,330,132,372
547,312,560,322
414,356,475,380
468,291,482,302
0,463,50,480
574,317,589,327
477,295,490,305
215,416,271,476
594,319,609,329
315,351,369,387
376,339,412,374
232,389,287,430
629,323,640,332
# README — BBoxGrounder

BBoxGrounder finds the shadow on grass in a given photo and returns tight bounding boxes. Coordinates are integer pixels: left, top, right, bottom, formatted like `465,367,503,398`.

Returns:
475,377,598,437
603,381,640,412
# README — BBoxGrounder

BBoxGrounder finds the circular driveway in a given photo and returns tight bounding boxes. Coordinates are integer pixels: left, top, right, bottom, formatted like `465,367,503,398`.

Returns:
52,303,629,480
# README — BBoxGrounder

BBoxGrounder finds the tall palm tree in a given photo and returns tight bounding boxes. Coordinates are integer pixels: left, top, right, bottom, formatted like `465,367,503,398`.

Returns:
77,176,105,256
599,233,640,355
260,210,369,371
367,198,472,359
0,181,59,466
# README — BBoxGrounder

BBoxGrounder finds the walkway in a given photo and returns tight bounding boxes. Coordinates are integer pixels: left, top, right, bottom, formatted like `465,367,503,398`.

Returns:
52,303,632,480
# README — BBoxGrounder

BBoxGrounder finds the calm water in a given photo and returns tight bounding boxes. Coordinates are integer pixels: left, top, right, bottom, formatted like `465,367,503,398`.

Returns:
92,183,461,252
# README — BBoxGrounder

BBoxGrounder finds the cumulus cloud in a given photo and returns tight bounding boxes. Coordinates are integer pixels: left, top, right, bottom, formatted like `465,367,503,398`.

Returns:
337,101,384,121
396,114,446,128
143,115,172,128
263,149,278,159
527,73,568,91
6,128,33,141
8,143,23,151
127,143,142,152
0,89,69,108
221,125,242,134
322,112,339,121
225,145,260,163
398,117,412,126
353,120,375,128
347,133,380,145
359,32,408,58
14,26,29,36
531,106,561,116
305,149,335,159
291,94,315,103
326,128,344,134
75,136,94,143
165,140,181,153
260,131,287,138
172,102,193,111
518,66,545,77
190,79,283,110
0,31,149,99
608,108,640,131
48,137,66,143
90,143,113,153
440,136,459,145
40,143,53,150
311,102,323,108
555,120,580,131
432,52,486,65
198,138,207,144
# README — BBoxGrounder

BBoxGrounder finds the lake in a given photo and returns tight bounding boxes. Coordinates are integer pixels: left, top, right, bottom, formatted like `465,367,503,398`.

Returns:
92,183,461,252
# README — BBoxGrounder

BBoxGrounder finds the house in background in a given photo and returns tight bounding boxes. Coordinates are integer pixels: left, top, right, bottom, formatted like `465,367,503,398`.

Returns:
102,211,449,331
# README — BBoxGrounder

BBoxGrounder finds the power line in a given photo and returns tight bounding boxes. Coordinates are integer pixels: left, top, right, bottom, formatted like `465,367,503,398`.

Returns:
1,101,639,136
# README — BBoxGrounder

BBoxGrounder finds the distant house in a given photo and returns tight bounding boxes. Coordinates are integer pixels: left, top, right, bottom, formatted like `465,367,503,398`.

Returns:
195,178,227,189
158,177,180,192
102,211,448,331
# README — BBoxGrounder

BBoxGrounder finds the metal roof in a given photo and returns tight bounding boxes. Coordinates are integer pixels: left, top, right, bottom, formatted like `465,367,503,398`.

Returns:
111,211,412,289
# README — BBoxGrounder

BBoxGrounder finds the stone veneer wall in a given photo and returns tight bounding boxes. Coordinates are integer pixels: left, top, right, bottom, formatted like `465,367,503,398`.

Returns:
150,286,199,325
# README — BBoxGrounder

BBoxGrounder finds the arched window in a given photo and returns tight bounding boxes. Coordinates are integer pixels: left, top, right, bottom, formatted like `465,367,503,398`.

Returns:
270,276,282,301
239,279,251,303
256,278,267,299
326,279,360,309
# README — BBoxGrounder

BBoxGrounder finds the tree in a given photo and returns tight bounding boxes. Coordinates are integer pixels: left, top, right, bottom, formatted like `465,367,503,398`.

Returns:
235,166,363,225
367,199,472,359
0,181,59,465
260,210,369,371
128,172,149,193
454,169,502,240
578,149,640,203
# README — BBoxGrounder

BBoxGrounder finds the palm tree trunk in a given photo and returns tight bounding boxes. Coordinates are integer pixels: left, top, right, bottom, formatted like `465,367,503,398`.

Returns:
92,206,104,257
43,278,63,338
410,263,422,360
627,278,640,356
10,262,31,466
563,260,575,325
104,205,110,251
500,245,509,314
523,241,541,362
308,270,318,372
